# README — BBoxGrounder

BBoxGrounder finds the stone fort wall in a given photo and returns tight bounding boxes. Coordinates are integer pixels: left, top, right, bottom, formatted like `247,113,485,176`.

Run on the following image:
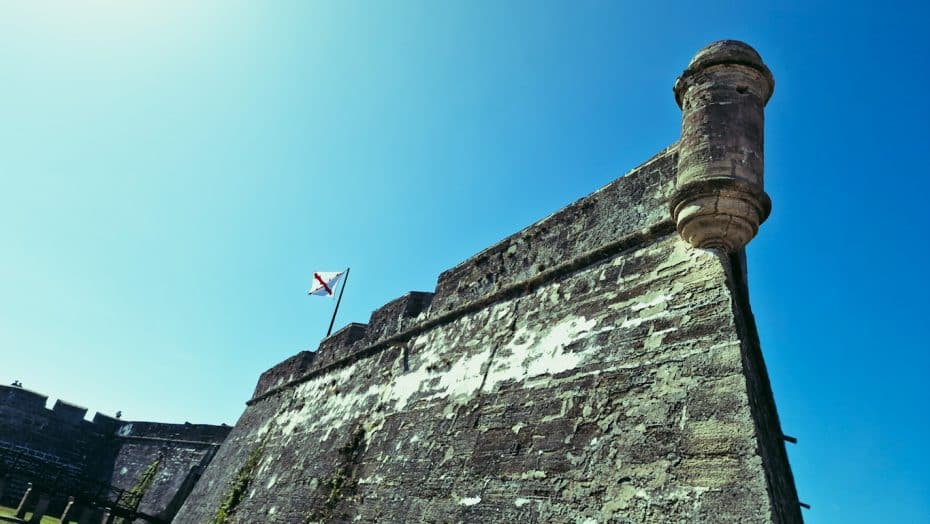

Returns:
0,384,230,522
174,41,802,523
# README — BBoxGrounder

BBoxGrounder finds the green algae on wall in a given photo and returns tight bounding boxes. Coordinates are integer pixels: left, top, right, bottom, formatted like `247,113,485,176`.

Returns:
306,425,367,524
212,438,267,524
126,456,161,509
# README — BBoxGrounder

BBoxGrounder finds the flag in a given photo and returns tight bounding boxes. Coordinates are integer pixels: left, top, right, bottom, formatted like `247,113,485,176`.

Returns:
308,271,344,297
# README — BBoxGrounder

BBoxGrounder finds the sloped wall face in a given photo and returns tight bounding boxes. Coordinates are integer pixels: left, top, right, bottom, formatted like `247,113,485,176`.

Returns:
177,237,768,523
176,146,797,523
107,441,210,521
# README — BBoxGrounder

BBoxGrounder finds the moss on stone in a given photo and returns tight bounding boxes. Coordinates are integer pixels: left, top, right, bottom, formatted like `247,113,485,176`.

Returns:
112,456,163,523
127,456,161,506
212,438,267,524
306,425,366,523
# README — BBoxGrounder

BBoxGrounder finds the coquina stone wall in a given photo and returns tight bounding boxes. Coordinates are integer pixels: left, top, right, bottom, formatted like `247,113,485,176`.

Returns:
0,385,230,522
176,41,801,524
107,422,230,522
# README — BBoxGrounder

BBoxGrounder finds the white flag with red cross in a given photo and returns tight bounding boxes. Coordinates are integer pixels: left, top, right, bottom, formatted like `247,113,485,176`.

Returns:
308,271,344,297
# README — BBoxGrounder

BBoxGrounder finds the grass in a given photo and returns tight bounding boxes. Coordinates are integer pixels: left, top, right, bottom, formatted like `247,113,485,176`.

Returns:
0,504,60,523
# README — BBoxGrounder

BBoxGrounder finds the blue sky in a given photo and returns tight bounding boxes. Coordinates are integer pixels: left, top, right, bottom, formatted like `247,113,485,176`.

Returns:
1,1,927,522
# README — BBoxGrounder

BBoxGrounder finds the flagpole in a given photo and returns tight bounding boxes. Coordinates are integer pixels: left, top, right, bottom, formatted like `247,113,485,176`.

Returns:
326,267,350,338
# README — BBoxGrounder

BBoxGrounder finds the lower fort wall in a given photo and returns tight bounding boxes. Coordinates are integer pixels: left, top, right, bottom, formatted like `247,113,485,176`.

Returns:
107,439,220,521
0,388,114,508
0,386,230,521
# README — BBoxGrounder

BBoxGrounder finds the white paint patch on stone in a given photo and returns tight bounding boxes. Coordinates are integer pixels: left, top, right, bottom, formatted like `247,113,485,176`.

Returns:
256,455,274,477
388,344,490,409
384,308,604,413
358,474,384,485
620,310,670,329
259,363,386,442
665,485,709,502
630,293,673,311
431,350,491,400
644,326,678,350
482,316,599,391
256,310,502,443
458,496,481,506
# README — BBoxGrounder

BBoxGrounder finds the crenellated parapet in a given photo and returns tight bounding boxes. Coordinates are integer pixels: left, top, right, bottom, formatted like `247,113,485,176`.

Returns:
366,291,434,343
251,292,435,401
249,151,679,403
115,421,231,444
51,400,87,424
0,384,48,411
0,384,123,434
430,149,677,316
92,412,122,434
253,351,318,399
0,385,233,442
312,322,370,370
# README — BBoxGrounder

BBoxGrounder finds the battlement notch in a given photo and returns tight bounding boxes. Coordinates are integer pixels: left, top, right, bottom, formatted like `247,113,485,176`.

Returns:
51,399,87,423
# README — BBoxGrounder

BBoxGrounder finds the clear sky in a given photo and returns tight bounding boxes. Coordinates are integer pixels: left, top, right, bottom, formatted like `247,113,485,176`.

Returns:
1,1,927,522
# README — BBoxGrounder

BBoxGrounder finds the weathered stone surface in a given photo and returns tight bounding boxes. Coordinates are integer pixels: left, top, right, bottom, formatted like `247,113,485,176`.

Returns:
254,351,319,399
432,147,676,316
173,40,800,524
315,323,371,369
176,179,799,523
366,292,434,345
